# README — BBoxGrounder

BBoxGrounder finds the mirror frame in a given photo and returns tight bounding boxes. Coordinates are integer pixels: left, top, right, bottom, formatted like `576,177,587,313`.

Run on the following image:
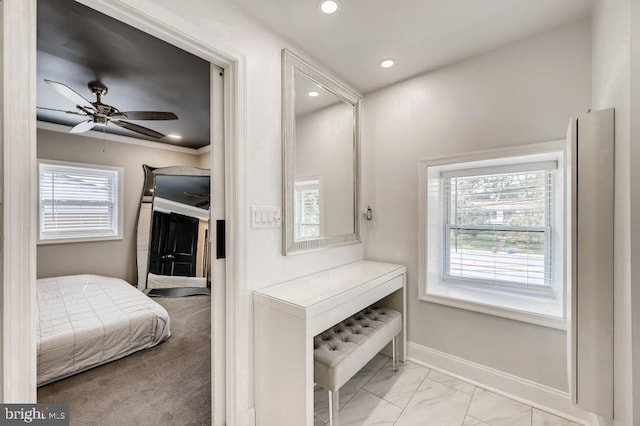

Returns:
282,48,362,255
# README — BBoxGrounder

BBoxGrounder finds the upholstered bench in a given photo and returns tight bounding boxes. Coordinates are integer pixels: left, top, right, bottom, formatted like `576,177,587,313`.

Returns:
313,307,402,426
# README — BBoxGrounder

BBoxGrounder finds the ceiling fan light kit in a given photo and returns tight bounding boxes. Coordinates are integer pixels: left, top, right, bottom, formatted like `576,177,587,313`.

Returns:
38,79,179,140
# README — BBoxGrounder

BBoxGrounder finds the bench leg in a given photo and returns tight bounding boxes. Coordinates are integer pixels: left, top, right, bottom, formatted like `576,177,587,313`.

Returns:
392,336,398,372
328,390,333,426
328,389,339,426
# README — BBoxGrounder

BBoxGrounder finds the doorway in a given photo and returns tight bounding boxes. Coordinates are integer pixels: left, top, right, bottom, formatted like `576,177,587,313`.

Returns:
1,1,244,425
149,211,201,277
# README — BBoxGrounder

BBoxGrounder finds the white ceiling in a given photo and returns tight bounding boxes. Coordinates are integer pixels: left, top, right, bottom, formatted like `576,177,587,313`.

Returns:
236,0,593,93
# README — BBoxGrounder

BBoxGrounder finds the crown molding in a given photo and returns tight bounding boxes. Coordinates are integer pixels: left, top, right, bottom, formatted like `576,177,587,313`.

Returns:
37,120,205,155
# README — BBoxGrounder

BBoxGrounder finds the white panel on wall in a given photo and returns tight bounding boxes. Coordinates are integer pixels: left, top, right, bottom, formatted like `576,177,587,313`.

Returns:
567,108,614,418
591,0,634,424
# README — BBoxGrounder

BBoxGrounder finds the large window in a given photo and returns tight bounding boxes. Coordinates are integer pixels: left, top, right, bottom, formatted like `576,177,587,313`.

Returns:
420,147,565,328
38,160,123,243
443,163,554,292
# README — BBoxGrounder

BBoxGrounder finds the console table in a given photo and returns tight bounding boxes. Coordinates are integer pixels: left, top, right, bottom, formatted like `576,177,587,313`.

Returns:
253,260,406,426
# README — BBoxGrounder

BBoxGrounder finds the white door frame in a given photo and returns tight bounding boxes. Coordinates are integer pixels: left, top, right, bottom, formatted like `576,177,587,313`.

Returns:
1,1,249,424
1,0,38,403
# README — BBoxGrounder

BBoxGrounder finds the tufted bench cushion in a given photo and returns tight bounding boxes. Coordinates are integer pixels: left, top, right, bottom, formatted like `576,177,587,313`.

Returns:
314,307,401,391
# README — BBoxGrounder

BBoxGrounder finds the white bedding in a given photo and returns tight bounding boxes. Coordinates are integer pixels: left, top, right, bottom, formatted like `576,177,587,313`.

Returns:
37,274,171,386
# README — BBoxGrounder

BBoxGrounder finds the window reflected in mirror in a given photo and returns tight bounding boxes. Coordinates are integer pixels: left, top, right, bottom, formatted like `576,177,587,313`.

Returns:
294,177,321,240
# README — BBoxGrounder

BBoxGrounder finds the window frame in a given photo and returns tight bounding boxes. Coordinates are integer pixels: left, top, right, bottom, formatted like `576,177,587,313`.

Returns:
37,159,124,245
418,141,567,330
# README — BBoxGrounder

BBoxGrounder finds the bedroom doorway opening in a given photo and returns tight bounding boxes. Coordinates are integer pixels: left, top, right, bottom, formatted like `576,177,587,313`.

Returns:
2,0,242,424
36,0,225,423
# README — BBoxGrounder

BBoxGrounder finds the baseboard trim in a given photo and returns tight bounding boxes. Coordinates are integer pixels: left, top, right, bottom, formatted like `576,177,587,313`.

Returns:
407,341,596,425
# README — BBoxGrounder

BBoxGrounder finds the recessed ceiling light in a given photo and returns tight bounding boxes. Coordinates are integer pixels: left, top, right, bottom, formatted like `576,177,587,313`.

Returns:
380,59,395,69
167,133,182,140
319,0,339,14
308,91,320,97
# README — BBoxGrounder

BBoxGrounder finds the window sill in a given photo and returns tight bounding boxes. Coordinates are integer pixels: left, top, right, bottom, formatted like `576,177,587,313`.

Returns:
421,282,566,330
38,235,123,245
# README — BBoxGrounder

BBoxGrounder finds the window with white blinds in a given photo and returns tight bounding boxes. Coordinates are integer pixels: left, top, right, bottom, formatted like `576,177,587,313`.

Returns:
39,161,122,242
442,161,556,291
294,178,321,240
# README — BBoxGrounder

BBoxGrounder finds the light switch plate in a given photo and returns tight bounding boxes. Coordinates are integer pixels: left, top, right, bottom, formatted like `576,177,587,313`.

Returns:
251,206,281,228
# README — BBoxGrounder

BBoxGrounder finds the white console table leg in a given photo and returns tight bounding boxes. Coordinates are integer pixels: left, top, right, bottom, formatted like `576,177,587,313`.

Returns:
254,303,313,426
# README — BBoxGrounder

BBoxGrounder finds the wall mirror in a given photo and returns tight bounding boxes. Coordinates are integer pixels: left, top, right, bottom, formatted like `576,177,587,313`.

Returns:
282,48,362,255
137,165,211,289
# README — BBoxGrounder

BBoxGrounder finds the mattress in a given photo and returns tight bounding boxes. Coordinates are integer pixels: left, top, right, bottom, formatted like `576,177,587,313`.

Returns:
147,272,207,289
37,274,171,386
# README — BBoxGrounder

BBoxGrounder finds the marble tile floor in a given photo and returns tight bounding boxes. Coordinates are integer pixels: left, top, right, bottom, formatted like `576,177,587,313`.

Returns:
314,354,581,426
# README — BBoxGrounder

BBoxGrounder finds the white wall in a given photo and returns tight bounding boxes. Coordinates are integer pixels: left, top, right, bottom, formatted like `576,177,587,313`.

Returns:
36,128,200,284
362,20,591,391
591,0,633,424
198,151,211,169
632,1,640,423
144,0,364,416
631,2,640,423
296,102,354,236
150,0,363,280
0,1,4,400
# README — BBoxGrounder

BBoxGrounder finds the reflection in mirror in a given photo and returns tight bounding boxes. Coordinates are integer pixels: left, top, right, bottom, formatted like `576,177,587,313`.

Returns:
294,72,354,240
137,165,210,289
282,49,361,254
149,174,210,288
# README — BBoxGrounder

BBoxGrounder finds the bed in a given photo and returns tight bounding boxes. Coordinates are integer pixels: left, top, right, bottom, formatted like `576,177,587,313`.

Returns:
37,274,171,386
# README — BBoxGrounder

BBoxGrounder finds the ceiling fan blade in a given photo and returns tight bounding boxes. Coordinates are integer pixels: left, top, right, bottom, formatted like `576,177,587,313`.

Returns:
70,120,97,134
44,79,96,111
113,111,178,121
111,120,165,139
37,106,87,116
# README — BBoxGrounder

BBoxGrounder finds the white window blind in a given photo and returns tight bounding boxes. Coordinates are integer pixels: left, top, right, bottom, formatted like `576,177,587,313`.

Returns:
294,179,320,240
39,162,120,241
443,163,555,290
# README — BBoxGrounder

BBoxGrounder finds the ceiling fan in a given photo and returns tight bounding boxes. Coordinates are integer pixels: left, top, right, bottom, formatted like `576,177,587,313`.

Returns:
38,79,178,139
